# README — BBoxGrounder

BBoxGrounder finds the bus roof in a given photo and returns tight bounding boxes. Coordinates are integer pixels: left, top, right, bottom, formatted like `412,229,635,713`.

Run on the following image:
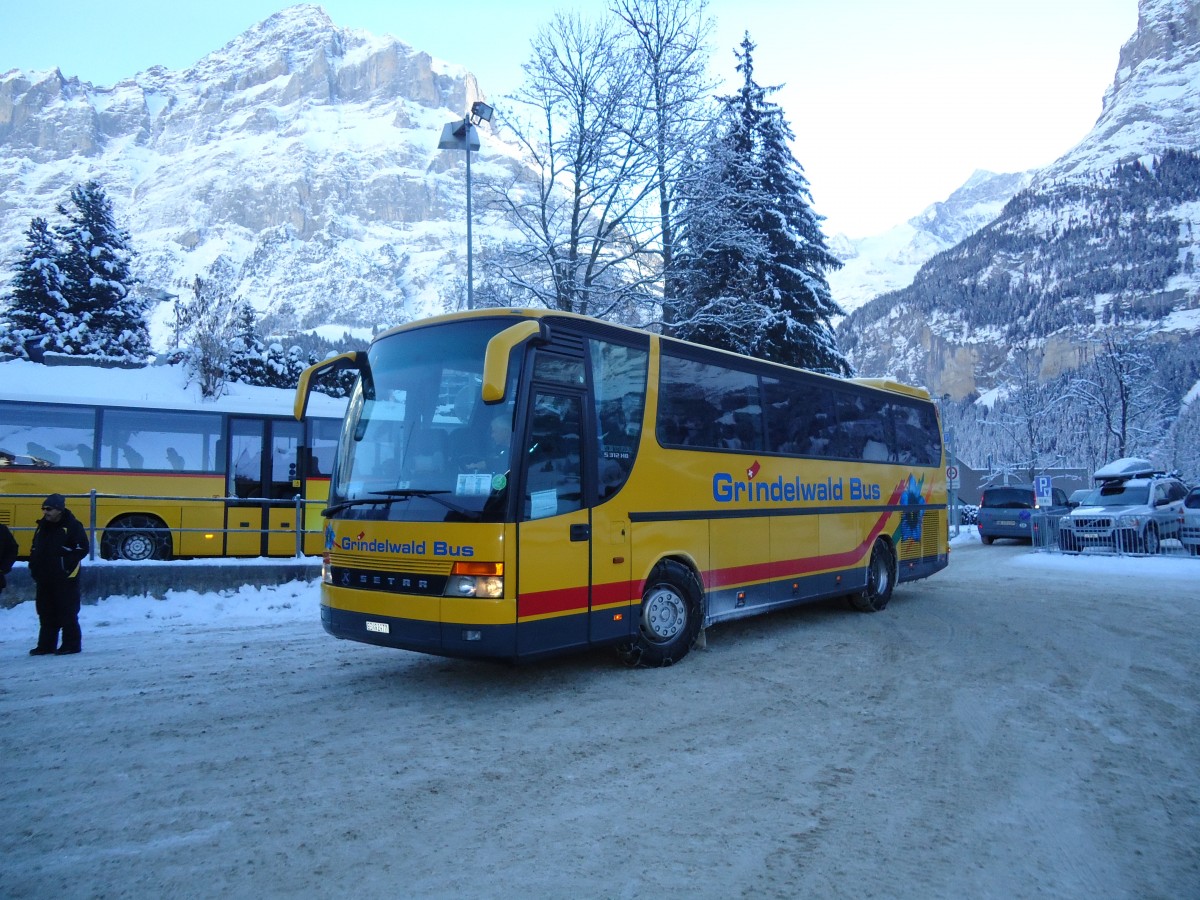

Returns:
848,377,932,400
370,309,931,398
0,358,347,418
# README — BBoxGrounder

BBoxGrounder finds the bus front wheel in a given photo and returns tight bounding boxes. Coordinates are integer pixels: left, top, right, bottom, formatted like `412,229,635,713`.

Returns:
618,560,702,668
101,515,172,561
848,538,895,613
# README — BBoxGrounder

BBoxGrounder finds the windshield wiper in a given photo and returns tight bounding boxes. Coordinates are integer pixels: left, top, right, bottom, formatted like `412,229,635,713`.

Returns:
322,494,408,517
323,488,480,520
375,488,480,520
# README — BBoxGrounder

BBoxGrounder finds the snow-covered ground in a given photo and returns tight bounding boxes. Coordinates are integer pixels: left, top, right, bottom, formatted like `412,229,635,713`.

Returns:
2,531,1197,898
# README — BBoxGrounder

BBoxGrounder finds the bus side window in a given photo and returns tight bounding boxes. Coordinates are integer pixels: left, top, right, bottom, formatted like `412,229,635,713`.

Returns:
595,373,643,496
524,394,584,519
308,420,340,476
303,449,322,477
0,401,94,468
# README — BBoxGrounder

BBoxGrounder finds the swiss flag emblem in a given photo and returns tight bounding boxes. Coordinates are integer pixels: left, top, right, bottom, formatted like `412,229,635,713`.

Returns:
746,461,761,480
356,531,366,540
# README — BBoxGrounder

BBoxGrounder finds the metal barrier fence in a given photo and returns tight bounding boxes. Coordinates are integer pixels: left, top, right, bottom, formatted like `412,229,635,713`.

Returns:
1,490,324,560
1032,511,1194,557
8,494,1193,562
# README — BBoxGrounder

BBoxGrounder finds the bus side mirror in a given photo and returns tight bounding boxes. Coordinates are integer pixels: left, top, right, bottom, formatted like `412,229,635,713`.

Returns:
294,351,369,420
481,320,549,403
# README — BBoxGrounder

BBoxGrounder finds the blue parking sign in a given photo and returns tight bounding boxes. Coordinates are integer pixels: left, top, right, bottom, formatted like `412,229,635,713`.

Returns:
1035,475,1052,505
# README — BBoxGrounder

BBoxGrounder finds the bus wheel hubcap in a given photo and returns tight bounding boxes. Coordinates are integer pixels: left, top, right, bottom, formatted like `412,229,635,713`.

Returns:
871,552,889,594
122,534,154,560
643,587,686,642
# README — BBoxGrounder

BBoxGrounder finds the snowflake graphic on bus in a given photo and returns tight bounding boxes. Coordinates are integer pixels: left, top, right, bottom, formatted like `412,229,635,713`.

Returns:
897,473,928,544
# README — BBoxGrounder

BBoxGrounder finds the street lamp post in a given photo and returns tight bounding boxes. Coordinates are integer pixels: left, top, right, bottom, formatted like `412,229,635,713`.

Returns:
438,101,494,309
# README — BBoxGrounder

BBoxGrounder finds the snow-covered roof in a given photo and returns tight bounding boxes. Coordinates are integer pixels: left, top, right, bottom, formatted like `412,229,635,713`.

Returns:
1092,457,1159,480
0,358,347,419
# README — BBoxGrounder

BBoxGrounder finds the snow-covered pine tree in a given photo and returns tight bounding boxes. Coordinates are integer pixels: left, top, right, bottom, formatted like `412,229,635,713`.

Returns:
0,217,72,358
260,340,309,390
224,304,354,396
675,34,849,375
672,125,775,350
226,301,269,387
55,180,149,363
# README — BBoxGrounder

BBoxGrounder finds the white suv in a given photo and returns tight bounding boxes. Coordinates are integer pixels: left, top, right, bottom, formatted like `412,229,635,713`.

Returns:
1180,487,1200,556
1058,458,1189,554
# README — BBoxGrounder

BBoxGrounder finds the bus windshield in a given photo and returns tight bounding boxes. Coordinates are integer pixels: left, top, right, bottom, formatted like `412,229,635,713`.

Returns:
332,318,518,523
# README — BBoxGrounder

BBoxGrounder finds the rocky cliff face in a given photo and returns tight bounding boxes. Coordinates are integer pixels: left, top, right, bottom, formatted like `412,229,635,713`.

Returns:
0,5,502,343
838,0,1200,401
1042,0,1200,183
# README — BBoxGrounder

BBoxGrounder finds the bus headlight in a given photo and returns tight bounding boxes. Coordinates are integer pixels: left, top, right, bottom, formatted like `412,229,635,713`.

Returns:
445,562,504,598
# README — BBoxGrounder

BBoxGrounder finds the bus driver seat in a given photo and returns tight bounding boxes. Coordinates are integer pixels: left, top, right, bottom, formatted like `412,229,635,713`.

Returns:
405,429,446,476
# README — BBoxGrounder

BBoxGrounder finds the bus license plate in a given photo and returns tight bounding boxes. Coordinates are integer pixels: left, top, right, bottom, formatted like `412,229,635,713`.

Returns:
365,621,390,634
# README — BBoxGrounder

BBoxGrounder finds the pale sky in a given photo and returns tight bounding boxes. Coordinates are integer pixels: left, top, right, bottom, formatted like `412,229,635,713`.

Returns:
0,0,1137,236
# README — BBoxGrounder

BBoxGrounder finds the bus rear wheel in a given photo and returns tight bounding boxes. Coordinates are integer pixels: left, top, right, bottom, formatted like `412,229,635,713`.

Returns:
617,560,702,668
101,514,172,561
848,538,895,612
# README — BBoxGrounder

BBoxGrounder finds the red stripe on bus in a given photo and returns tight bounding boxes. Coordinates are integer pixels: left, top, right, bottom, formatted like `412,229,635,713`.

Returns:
517,578,638,619
591,580,636,606
518,584,590,618
703,483,909,591
519,482,920,615
4,469,225,481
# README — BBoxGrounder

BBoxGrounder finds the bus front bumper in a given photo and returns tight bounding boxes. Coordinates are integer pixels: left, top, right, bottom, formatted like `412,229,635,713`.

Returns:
321,603,517,660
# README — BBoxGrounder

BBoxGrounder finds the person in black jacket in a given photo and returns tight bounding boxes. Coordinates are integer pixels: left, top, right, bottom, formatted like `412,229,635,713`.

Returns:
0,522,18,593
28,493,90,656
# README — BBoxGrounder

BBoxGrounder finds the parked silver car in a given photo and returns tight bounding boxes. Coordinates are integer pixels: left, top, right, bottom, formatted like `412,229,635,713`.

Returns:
1058,458,1189,554
1067,489,1091,509
1180,487,1200,556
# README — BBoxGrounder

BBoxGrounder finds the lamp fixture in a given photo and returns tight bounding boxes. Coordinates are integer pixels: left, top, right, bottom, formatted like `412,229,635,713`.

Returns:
437,100,497,310
470,101,494,125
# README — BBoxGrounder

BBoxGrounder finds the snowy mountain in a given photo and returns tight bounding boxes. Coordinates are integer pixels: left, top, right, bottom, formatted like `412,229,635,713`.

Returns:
0,4,514,345
837,0,1200,401
828,169,1034,313
1040,0,1200,184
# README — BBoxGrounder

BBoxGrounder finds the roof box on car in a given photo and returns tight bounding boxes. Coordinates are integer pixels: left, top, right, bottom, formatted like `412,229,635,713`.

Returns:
1093,457,1158,481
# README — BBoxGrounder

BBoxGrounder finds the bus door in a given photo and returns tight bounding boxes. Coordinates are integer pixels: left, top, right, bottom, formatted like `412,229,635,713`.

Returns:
516,390,590,656
226,418,304,556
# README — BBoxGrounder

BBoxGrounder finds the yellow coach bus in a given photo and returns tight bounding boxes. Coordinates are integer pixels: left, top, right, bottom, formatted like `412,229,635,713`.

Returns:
295,309,948,666
0,361,345,560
